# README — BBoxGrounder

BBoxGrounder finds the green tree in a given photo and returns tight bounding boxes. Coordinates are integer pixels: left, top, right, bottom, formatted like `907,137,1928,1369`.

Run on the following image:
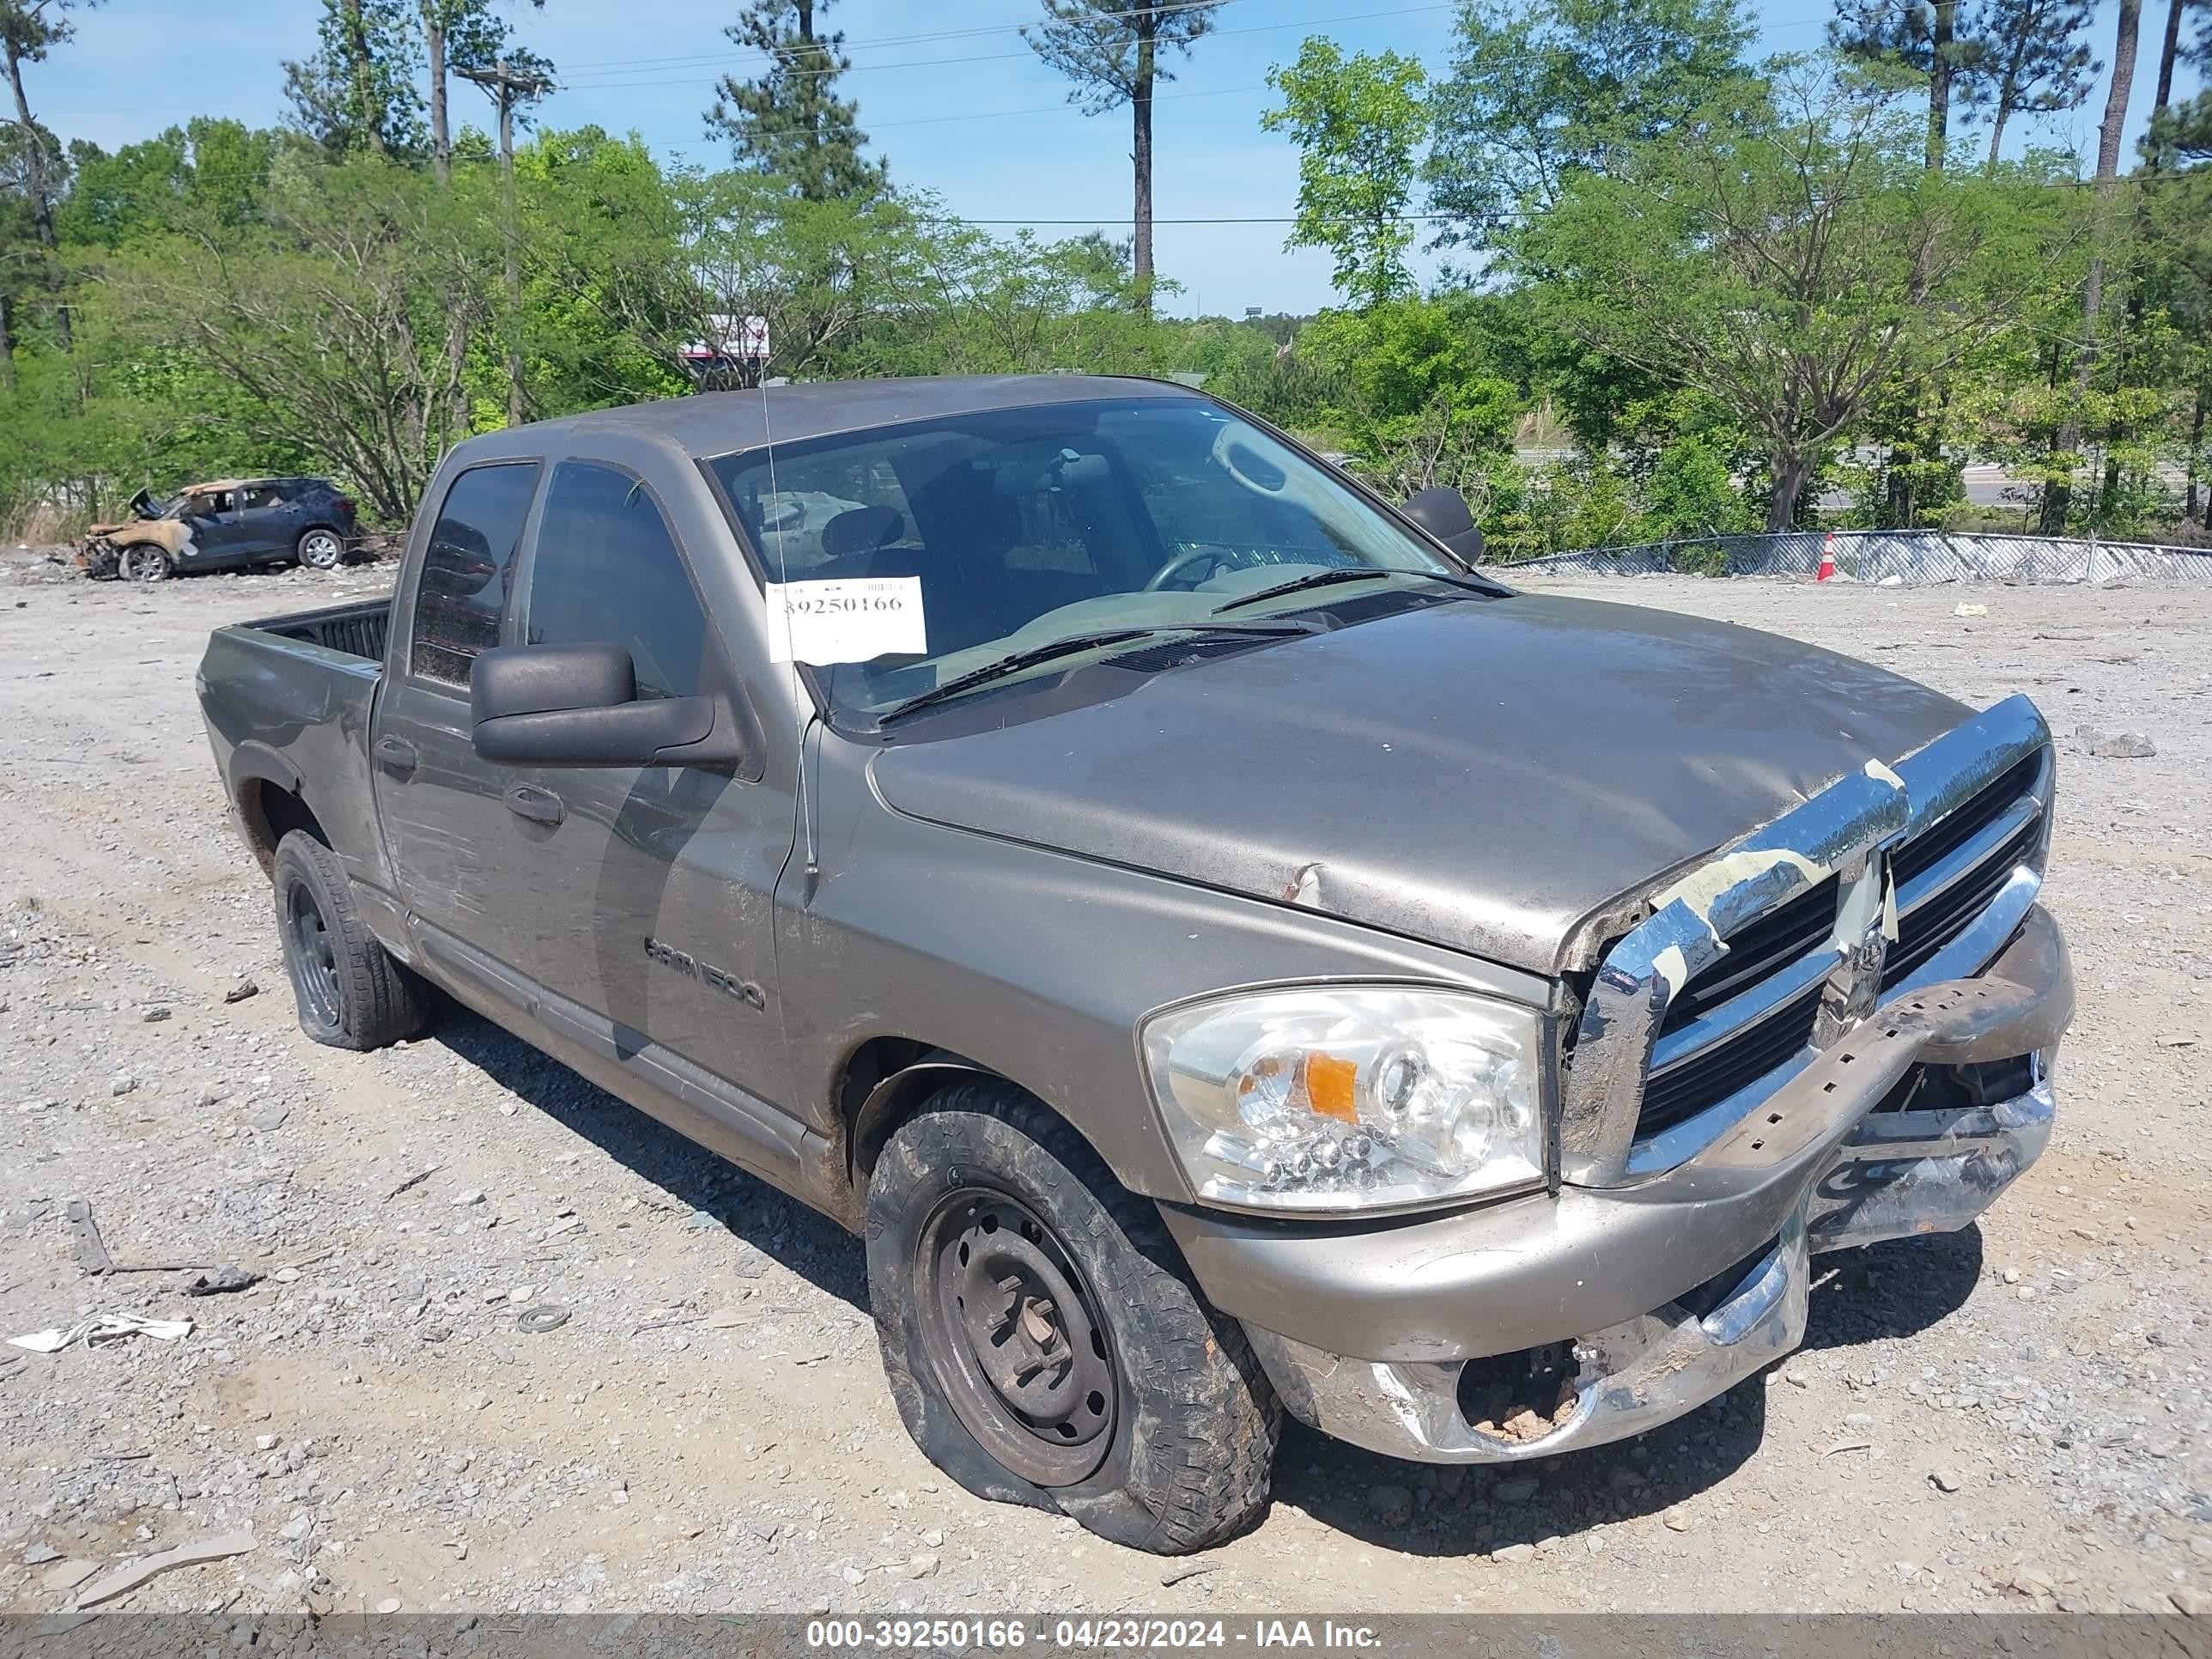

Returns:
1525,60,2080,528
1022,0,1228,309
1829,0,1972,170
422,0,545,184
55,120,276,251
2,0,94,356
1956,0,2100,168
1261,39,1428,310
94,156,498,519
2041,0,2145,531
1640,435,1755,538
0,112,66,381
705,0,884,202
283,0,423,158
1424,0,1752,243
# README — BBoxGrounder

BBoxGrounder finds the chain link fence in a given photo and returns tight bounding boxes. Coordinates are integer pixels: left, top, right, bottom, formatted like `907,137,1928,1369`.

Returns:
1505,529,2212,584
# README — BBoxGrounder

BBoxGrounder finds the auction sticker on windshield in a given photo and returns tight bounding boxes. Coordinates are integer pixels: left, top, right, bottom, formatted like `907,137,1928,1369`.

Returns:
765,576,927,665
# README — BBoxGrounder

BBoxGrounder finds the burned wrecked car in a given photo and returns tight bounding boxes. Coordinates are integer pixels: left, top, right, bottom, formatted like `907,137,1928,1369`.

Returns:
83,477,359,581
195,377,2071,1555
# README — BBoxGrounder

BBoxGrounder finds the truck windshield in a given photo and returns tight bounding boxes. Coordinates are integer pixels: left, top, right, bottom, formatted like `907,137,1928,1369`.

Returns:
708,397,1468,720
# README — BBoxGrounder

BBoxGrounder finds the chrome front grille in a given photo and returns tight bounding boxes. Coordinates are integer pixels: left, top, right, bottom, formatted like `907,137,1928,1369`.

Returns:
1558,695,2055,1188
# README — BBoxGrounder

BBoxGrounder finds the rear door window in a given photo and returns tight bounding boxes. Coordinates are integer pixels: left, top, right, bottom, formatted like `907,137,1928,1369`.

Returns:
410,461,542,688
522,462,707,701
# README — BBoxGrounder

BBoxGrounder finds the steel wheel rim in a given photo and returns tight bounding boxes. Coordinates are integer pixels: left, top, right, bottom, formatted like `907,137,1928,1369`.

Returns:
301,532,341,568
121,546,165,581
283,876,342,1028
914,1187,1119,1486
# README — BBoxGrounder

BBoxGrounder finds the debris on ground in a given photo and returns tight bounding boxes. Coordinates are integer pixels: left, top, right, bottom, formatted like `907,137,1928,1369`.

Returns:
64,1197,114,1275
2075,725,2156,758
8,1313,192,1353
385,1164,441,1200
70,1530,255,1607
183,1266,263,1296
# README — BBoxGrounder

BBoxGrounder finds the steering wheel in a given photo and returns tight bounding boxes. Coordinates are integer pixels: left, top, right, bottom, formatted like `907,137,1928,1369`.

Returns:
1142,544,1248,592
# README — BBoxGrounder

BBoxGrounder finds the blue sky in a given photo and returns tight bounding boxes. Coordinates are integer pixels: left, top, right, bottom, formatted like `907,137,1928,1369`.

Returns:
28,0,2205,316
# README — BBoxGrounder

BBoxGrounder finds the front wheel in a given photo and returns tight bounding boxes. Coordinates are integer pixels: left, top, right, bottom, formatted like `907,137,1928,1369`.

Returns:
866,1079,1279,1554
296,526,345,569
116,544,170,583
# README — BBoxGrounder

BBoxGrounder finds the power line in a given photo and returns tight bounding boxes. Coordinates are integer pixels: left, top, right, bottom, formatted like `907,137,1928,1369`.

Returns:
660,82,1272,148
557,2,1456,89
33,0,1452,124
562,0,1259,76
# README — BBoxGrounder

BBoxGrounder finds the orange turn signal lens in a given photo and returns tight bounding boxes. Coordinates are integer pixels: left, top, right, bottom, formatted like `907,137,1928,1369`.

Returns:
1302,1052,1360,1123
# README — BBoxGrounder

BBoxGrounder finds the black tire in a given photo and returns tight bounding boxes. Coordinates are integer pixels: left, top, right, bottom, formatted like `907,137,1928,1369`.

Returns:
271,830,430,1050
866,1079,1279,1554
295,526,345,569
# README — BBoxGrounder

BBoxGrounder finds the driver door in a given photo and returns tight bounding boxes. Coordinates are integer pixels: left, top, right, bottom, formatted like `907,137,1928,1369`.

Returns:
497,458,794,1119
180,490,249,566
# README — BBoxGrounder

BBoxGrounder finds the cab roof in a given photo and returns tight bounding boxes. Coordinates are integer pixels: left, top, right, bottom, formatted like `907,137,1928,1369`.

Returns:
457,375,1208,464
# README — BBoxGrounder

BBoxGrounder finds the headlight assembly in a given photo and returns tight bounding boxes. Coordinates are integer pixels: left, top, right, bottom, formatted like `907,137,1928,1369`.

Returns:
1140,985,1547,1214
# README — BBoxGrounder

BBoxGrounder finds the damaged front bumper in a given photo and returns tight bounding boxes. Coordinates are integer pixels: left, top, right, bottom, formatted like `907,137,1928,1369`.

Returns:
1165,906,2070,1467
1242,1074,2051,1464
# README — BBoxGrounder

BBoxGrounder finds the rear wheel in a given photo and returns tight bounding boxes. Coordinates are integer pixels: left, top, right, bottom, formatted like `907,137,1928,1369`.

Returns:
116,544,169,583
271,830,429,1050
866,1079,1279,1554
296,526,345,569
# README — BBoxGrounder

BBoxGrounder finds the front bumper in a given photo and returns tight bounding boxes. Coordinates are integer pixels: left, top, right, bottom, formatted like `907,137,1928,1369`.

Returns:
1165,906,2070,1466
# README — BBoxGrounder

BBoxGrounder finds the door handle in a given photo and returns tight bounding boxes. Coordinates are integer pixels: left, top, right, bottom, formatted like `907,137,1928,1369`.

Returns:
505,784,565,826
373,734,417,770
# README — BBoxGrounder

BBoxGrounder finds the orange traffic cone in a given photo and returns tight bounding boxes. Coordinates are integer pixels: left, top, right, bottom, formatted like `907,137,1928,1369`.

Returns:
1816,532,1836,582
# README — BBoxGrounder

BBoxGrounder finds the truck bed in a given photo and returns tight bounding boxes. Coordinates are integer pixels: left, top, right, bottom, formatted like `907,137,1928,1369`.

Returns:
245,597,392,663
198,597,393,893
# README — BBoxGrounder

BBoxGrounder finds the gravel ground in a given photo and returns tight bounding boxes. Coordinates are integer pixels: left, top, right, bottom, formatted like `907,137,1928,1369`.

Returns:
1,555,2207,1620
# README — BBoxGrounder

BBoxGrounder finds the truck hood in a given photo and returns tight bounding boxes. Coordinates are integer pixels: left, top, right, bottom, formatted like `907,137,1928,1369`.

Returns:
871,594,1972,976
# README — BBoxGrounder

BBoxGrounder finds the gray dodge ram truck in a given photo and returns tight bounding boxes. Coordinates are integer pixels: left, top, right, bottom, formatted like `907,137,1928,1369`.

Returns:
197,376,2072,1554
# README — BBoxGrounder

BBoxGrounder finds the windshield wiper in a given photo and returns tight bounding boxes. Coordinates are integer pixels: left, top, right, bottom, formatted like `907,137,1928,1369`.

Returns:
1212,565,1497,615
875,623,1315,724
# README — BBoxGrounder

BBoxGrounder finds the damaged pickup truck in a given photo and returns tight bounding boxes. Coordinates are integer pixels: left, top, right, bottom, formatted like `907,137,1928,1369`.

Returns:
196,377,2071,1555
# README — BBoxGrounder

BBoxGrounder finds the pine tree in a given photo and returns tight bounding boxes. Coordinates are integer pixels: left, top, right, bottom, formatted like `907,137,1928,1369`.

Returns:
1956,0,2100,169
283,0,424,159
1829,0,1974,170
704,0,885,201
1022,0,1228,311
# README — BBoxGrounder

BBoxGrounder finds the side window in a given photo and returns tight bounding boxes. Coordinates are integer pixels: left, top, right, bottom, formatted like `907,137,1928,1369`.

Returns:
524,463,706,701
410,461,541,689
724,443,921,579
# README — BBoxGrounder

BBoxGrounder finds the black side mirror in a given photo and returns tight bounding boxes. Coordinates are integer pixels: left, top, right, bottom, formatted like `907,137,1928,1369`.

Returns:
469,643,744,769
1401,487,1486,564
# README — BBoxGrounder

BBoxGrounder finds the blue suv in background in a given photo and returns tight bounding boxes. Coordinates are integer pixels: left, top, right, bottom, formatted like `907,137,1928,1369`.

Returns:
86,476,361,582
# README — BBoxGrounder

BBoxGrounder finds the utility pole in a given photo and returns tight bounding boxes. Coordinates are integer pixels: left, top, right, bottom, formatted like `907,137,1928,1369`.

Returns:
459,56,550,428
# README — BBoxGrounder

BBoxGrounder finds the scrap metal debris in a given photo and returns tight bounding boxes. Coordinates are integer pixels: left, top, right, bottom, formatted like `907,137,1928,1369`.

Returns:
183,1267,264,1297
515,1304,570,1334
386,1164,442,1200
61,1198,225,1276
9,1314,193,1353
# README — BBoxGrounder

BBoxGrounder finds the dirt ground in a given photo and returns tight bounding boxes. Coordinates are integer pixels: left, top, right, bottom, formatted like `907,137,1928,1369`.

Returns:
1,556,2207,1619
